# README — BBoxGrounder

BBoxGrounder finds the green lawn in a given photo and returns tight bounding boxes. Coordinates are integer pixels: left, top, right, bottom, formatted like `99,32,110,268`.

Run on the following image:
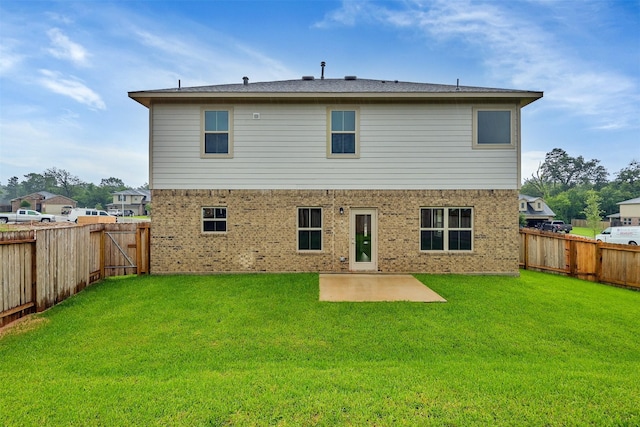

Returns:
571,226,599,238
1,271,639,426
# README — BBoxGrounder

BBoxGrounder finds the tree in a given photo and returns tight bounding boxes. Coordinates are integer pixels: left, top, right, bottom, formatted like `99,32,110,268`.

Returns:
521,163,550,199
539,148,608,192
4,176,21,200
546,193,571,222
21,173,56,194
100,177,126,190
614,160,640,195
44,167,83,198
583,190,603,238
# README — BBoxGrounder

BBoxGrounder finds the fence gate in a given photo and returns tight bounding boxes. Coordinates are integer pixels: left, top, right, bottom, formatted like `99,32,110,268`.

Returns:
99,223,150,279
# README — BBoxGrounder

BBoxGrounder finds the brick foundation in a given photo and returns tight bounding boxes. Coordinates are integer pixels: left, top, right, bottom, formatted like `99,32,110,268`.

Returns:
150,189,519,274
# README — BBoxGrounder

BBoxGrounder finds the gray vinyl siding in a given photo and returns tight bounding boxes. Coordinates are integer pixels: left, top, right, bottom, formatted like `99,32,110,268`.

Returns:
151,103,519,190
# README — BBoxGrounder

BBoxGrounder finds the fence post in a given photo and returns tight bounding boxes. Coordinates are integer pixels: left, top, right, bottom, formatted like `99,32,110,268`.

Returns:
595,241,603,283
569,239,577,278
523,230,529,270
136,224,142,275
100,227,105,280
31,241,37,312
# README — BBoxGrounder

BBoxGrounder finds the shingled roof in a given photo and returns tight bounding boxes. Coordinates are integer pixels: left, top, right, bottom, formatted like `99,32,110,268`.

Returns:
129,77,543,107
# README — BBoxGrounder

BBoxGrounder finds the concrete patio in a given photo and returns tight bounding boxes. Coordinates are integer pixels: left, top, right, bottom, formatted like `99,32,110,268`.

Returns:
319,274,447,303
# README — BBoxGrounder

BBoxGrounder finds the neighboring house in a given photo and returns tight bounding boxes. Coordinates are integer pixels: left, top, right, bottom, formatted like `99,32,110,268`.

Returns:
616,197,640,226
518,194,555,228
10,191,76,215
129,75,542,274
108,189,151,215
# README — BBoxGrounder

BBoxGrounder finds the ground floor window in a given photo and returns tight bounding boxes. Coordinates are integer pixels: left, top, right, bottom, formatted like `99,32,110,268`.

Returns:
298,207,322,251
202,207,227,233
420,207,473,251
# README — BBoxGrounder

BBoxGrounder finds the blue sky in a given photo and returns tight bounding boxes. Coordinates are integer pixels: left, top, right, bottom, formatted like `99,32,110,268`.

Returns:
1,0,638,188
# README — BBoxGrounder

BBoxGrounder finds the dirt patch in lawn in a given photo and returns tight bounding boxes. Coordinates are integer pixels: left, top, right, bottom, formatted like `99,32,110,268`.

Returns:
0,315,49,339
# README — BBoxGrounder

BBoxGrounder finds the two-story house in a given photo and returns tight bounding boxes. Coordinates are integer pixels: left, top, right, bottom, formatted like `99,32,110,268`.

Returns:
129,76,542,274
108,189,151,216
518,194,555,228
616,197,640,226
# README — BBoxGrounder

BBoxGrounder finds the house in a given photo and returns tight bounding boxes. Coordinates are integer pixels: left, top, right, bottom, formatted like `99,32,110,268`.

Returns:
615,197,640,226
129,75,542,274
107,189,151,215
518,194,555,228
10,191,76,215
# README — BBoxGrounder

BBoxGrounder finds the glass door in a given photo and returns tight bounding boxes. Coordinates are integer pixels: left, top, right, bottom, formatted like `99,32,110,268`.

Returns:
350,209,377,271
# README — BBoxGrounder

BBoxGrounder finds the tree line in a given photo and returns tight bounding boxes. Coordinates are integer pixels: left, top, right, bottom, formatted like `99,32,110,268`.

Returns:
0,167,148,210
520,148,639,222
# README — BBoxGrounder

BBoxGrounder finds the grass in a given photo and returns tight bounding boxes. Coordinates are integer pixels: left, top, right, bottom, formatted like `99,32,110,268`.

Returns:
571,226,600,238
1,271,639,426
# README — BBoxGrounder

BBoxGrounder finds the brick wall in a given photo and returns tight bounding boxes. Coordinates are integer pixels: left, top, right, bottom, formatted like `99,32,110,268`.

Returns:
151,189,519,274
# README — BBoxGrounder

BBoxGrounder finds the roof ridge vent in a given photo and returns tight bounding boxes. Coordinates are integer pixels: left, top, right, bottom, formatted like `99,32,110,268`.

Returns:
302,76,315,80
344,75,357,80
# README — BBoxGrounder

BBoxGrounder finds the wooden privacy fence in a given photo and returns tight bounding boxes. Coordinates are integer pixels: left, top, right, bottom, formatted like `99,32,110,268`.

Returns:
0,223,150,327
570,219,611,230
520,228,639,289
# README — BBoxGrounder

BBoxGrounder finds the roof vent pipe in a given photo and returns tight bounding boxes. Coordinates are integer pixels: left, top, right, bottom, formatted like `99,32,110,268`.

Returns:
243,76,249,85
321,61,326,80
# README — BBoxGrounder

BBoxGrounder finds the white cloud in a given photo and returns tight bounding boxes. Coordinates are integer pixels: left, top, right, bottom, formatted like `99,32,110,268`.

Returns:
313,1,369,27
316,0,639,130
47,28,90,66
38,69,106,110
128,23,294,86
0,42,24,76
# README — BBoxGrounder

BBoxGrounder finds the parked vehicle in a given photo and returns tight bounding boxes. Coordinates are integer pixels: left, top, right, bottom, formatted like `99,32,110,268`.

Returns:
540,220,573,233
67,208,114,223
0,209,56,223
107,209,122,216
123,209,135,217
596,226,640,245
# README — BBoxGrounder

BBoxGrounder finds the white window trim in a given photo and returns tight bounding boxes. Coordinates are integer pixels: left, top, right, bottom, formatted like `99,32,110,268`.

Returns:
201,107,234,159
297,207,323,252
202,206,227,234
420,207,474,252
326,106,360,159
472,106,517,149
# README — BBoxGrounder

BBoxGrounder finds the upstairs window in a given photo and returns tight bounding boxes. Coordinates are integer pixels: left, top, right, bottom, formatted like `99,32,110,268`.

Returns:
202,207,227,233
202,109,233,157
298,208,322,251
328,108,359,157
473,107,516,148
